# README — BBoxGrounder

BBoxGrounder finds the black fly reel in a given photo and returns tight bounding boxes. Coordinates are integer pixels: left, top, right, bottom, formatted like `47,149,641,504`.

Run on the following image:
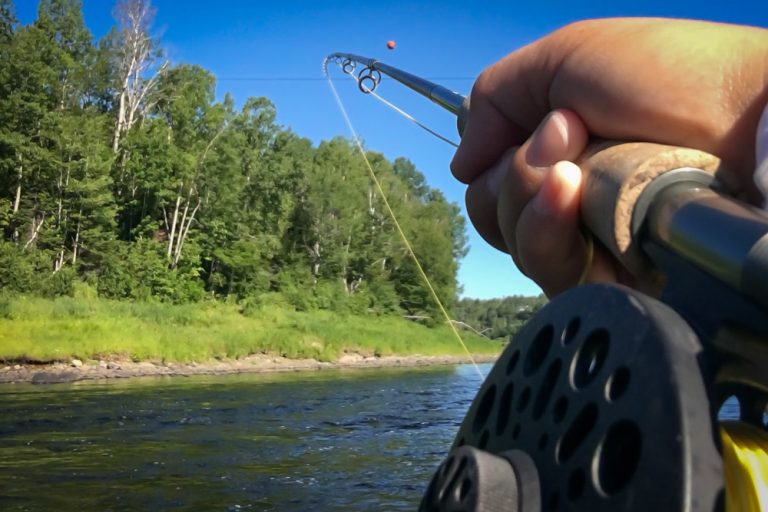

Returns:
420,284,724,512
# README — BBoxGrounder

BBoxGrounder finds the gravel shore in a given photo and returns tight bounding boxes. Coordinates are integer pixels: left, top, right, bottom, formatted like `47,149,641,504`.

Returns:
0,353,498,384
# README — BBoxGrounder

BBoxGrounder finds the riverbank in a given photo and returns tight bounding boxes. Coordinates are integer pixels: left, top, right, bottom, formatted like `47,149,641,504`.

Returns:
0,296,503,384
0,352,498,384
0,296,502,364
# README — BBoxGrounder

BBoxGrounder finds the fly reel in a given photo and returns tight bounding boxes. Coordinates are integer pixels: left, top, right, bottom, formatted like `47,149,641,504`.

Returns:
420,283,727,512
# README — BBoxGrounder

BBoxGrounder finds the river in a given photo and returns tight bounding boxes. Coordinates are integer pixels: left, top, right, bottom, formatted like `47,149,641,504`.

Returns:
0,364,490,511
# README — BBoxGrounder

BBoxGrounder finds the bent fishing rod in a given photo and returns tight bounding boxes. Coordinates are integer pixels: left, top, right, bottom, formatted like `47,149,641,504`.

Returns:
325,52,768,512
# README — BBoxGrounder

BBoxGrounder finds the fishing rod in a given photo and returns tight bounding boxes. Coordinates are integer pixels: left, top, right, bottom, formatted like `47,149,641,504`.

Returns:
325,53,768,512
324,53,470,137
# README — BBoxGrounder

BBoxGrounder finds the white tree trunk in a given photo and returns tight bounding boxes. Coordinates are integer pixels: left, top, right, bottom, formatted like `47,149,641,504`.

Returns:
24,214,45,250
172,198,200,268
53,249,64,273
166,186,182,260
171,193,191,261
13,160,21,215
72,215,81,265
12,157,22,242
112,73,131,152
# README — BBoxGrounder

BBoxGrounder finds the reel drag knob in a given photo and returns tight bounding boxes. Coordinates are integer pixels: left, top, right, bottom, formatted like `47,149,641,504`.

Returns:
419,446,540,512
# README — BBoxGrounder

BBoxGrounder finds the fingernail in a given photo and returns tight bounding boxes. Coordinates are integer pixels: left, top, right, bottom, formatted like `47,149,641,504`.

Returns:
526,111,568,168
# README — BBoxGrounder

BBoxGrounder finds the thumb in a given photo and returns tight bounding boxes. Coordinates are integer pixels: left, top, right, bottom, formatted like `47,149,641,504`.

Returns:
516,161,591,296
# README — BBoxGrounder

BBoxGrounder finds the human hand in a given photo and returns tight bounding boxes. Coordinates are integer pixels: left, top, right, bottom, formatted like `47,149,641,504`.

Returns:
453,18,768,297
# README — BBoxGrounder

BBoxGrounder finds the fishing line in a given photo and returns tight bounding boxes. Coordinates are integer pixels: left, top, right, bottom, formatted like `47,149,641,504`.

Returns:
325,70,485,381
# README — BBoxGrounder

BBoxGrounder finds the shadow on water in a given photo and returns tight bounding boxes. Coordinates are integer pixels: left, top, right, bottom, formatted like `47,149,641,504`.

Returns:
0,364,489,511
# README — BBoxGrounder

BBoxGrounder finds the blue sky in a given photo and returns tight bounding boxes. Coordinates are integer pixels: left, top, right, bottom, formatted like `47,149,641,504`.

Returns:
16,1,768,299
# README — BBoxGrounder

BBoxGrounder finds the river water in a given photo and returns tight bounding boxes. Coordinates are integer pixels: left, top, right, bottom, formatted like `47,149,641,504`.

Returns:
0,364,490,511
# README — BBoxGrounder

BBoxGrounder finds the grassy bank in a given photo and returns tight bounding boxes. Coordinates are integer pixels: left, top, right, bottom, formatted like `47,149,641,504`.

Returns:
0,296,502,364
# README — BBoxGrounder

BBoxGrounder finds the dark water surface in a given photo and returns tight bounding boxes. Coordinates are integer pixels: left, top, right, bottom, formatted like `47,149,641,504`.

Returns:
0,364,489,511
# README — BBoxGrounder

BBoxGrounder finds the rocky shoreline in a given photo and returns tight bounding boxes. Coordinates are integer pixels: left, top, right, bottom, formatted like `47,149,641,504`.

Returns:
0,353,498,384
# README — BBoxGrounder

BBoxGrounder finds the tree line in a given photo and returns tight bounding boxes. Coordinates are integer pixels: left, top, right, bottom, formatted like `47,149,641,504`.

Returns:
0,0,543,334
0,0,474,319
455,295,547,340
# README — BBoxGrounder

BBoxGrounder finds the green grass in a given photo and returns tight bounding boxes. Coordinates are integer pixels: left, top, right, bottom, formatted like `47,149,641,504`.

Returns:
0,296,503,364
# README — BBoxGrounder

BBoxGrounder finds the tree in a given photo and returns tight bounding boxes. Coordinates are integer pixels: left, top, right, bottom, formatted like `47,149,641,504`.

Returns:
390,193,462,317
203,119,311,298
0,0,115,288
0,0,16,44
49,112,115,272
115,64,228,270
35,0,92,109
109,0,165,153
393,157,428,201
292,137,371,288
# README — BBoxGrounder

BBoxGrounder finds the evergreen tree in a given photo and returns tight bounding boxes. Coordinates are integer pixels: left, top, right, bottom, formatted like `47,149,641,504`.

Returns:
35,0,93,108
0,0,16,44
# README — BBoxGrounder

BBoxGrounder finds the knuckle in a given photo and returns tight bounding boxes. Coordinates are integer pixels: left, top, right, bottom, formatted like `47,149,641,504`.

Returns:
470,67,496,100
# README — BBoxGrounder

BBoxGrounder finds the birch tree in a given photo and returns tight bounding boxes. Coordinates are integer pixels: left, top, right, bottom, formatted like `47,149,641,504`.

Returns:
123,64,228,269
110,0,165,153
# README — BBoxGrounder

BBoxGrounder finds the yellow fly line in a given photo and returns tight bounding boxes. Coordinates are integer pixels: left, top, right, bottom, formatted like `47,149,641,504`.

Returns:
326,73,486,381
722,421,768,511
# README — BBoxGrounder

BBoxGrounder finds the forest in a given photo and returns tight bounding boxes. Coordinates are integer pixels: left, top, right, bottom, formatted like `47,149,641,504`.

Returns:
0,0,544,349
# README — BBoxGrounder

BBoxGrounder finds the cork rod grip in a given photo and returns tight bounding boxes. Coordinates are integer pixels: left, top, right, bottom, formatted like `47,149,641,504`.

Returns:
578,141,722,278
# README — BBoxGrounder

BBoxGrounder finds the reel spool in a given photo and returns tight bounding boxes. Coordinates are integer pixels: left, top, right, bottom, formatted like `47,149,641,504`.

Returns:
420,284,726,512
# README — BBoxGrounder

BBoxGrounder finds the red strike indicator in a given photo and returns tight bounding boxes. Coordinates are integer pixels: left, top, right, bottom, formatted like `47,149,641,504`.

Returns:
386,40,396,50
